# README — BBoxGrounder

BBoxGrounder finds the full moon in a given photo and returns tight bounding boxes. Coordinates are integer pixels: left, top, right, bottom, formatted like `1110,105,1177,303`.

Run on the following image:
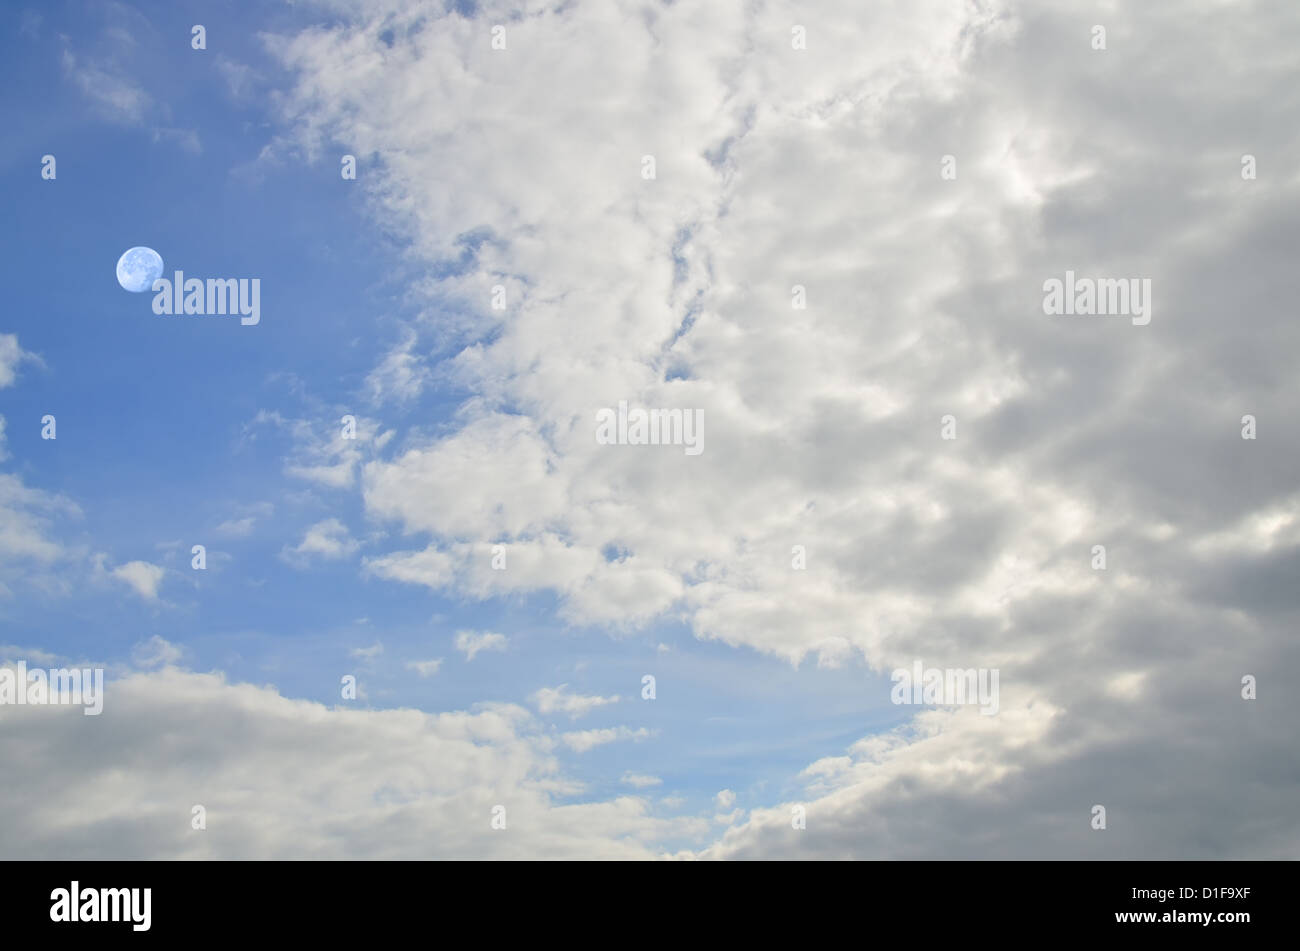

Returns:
116,246,164,293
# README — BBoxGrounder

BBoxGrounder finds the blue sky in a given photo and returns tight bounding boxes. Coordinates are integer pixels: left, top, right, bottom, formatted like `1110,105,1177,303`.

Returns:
0,0,903,843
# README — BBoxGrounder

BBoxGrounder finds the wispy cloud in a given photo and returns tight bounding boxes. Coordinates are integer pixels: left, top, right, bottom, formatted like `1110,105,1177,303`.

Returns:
531,684,619,720
620,772,663,789
60,46,150,124
0,334,40,389
405,658,443,677
561,727,652,754
454,630,507,661
282,519,358,564
132,635,182,668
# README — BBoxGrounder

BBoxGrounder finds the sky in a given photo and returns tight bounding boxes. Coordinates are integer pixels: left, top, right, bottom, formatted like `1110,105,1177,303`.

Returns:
0,0,1297,859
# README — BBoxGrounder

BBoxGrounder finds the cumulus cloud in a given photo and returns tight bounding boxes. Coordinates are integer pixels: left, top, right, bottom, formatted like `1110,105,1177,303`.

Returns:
0,665,704,859
110,560,165,602
257,0,1300,858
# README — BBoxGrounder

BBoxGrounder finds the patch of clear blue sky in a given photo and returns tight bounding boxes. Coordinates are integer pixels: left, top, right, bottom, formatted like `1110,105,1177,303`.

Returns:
1,0,899,824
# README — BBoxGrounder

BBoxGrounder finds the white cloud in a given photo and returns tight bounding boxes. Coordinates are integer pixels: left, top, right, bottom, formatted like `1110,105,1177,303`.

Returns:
0,334,39,389
214,502,274,539
283,519,358,563
132,636,181,668
0,644,61,665
405,658,443,677
248,411,387,490
366,331,432,405
531,684,619,720
151,126,201,154
561,727,652,754
214,517,255,538
0,666,706,858
621,772,662,789
216,56,260,100
110,560,165,601
454,630,507,661
350,642,383,662
0,475,80,598
274,0,1035,650
60,47,150,124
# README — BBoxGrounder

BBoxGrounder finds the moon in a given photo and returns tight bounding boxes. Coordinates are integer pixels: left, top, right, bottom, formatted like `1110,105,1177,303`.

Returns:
116,246,164,293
